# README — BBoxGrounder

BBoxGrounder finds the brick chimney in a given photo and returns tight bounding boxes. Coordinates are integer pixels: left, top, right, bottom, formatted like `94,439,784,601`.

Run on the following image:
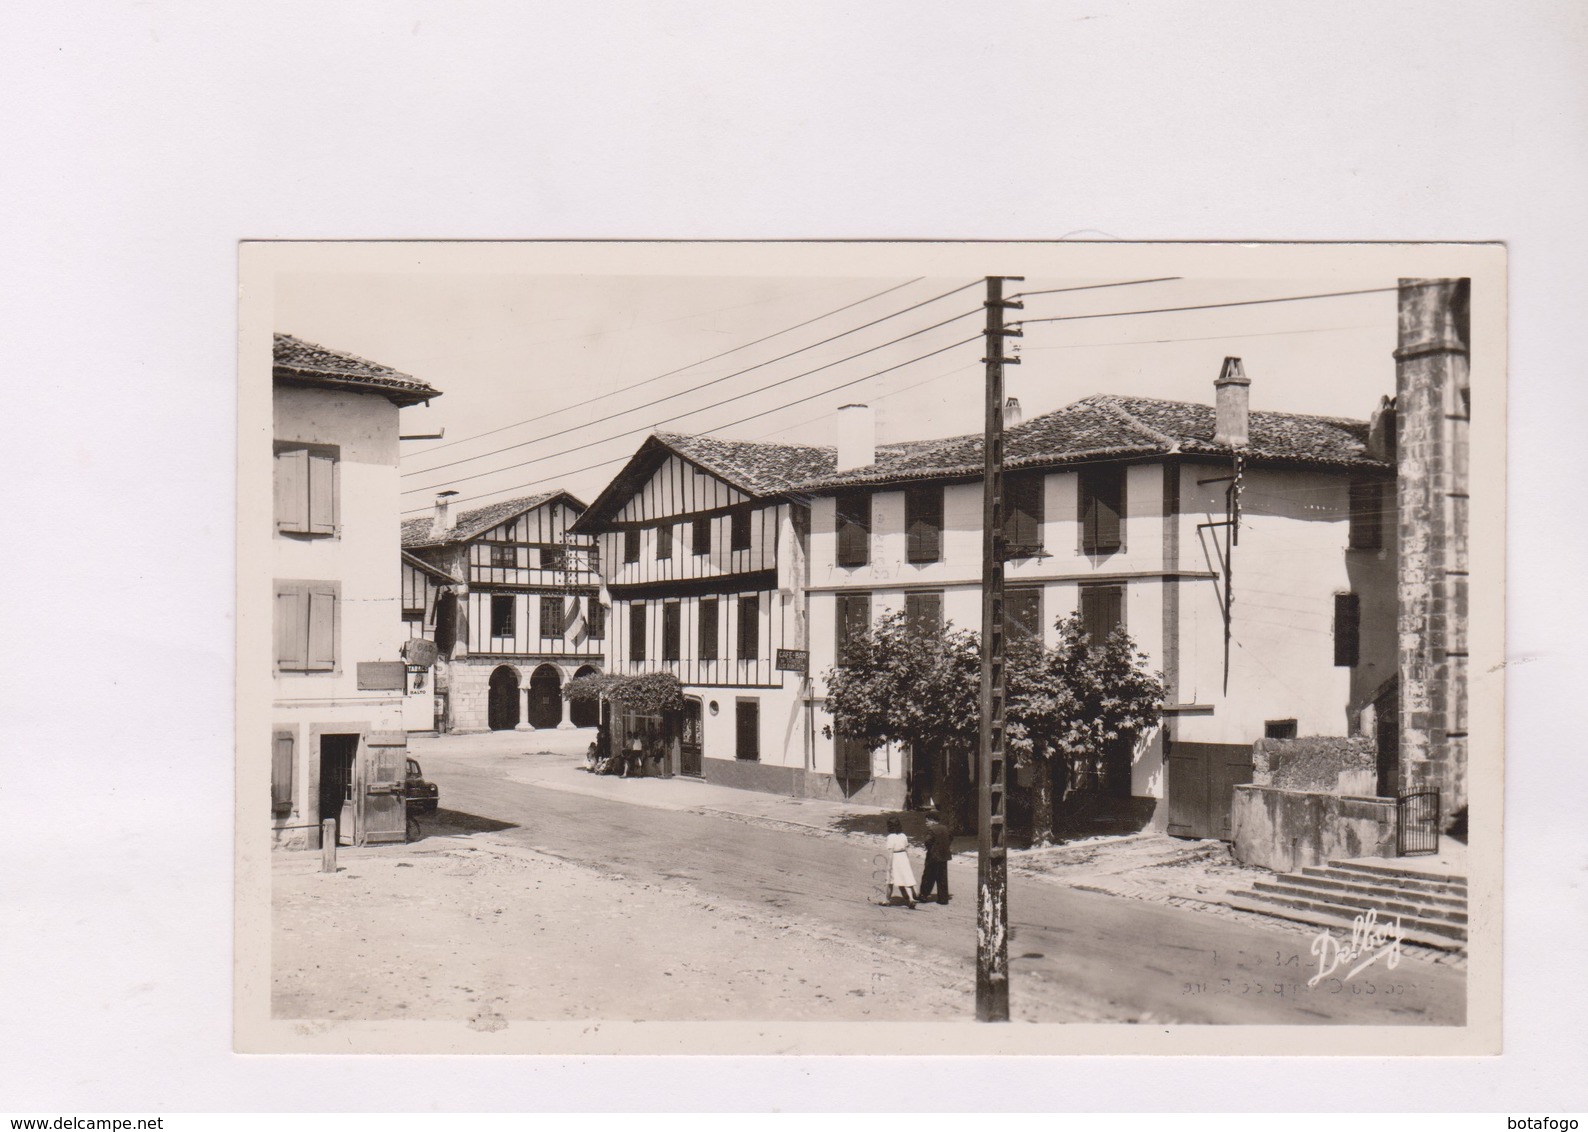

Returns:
1213,356,1250,448
836,403,875,472
1003,396,1023,428
431,490,459,541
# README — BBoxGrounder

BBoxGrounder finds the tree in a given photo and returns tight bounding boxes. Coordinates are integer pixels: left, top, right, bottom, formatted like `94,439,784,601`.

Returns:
822,609,1166,844
564,671,684,714
1011,616,1168,845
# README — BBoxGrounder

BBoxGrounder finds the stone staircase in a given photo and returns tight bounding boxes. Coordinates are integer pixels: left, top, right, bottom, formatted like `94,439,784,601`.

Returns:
1224,858,1469,951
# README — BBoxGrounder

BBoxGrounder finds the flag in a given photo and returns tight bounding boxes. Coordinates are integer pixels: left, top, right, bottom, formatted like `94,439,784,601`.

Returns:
564,595,587,645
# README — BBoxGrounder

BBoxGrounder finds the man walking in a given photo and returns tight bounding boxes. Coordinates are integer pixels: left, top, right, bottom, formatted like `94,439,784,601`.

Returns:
917,809,953,904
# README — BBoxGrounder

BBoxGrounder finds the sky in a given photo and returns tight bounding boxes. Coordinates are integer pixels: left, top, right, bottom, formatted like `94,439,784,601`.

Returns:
274,270,1401,519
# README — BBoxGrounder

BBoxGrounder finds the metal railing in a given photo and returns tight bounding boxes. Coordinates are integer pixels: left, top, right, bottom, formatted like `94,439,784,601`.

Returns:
1396,790,1441,856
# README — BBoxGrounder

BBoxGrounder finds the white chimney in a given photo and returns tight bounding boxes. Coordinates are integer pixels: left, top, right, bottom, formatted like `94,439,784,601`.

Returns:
1003,396,1023,429
1213,356,1250,448
836,403,876,472
432,490,459,541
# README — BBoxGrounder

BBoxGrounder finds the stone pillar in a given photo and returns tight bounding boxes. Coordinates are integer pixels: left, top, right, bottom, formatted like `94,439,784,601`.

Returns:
516,674,533,731
1395,278,1469,823
556,667,576,728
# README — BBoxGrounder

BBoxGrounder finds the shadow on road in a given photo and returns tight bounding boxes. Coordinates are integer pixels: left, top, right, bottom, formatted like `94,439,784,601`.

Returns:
410,808,518,842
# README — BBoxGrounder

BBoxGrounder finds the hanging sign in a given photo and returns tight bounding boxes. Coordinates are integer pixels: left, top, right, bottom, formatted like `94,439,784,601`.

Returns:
775,649,809,673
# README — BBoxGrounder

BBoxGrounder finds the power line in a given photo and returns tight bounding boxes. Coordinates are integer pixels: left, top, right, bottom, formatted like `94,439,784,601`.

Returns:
1020,321,1393,351
1011,276,1181,299
750,360,981,441
401,304,984,496
402,277,925,459
403,279,979,482
400,333,983,516
1015,286,1398,325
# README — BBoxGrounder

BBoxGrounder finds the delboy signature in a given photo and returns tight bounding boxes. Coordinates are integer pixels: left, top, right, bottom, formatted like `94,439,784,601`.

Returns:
1308,908,1405,987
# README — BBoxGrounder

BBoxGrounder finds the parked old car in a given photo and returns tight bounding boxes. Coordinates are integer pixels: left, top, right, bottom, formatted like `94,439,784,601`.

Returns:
404,757,439,815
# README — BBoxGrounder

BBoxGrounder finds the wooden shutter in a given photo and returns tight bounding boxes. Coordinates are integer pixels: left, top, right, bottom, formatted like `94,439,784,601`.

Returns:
272,729,295,814
629,603,646,661
837,592,871,664
738,594,759,659
662,602,681,661
275,586,304,668
731,508,752,551
736,699,760,761
624,528,641,563
1334,592,1361,667
836,493,870,567
656,523,673,560
306,451,338,534
693,515,711,555
906,485,942,563
588,601,606,640
274,448,307,532
1349,480,1382,549
1080,584,1122,645
699,598,719,661
1005,473,1044,554
1080,466,1123,553
905,591,942,635
1006,587,1042,644
305,584,337,670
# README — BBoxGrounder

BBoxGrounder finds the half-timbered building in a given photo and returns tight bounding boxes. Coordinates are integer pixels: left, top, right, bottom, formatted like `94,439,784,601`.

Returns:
801,368,1398,833
271,333,441,850
572,433,832,794
400,490,605,733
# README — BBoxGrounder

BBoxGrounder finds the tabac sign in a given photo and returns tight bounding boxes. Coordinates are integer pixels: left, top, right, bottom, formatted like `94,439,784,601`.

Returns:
775,649,808,674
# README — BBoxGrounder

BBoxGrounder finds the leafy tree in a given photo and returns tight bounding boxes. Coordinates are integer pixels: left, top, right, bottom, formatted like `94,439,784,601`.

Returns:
564,671,684,714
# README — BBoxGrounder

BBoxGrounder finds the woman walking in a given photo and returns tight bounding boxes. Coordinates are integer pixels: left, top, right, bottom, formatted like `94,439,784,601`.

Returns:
884,816,919,909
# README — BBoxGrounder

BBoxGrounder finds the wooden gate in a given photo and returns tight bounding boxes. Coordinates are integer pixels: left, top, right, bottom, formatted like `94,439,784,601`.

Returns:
1166,740,1253,841
360,732,409,845
528,664,562,729
487,665,520,731
836,735,873,797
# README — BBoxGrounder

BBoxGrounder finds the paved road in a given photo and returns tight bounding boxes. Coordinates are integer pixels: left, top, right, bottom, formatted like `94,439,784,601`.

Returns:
418,741,1464,1025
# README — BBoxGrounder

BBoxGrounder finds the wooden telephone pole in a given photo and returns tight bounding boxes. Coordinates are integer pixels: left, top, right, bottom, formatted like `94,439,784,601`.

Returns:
977,275,1022,1022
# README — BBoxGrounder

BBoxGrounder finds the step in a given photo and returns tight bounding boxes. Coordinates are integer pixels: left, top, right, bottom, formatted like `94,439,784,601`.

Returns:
1325,859,1469,888
1300,865,1468,900
1253,881,1468,926
1222,895,1466,952
1236,890,1468,942
1284,872,1469,912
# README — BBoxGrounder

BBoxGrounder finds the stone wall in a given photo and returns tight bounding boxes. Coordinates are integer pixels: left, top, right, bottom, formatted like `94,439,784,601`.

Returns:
1251,736,1379,796
1230,785,1397,872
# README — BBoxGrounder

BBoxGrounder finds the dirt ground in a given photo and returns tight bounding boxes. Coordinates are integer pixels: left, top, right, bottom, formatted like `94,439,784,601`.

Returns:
274,838,988,1024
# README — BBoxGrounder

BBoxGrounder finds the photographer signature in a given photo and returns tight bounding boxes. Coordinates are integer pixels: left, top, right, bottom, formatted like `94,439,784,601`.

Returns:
1306,908,1405,988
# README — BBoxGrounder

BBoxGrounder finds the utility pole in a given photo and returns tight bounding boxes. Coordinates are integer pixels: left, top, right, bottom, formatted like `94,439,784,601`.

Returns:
977,274,1022,1022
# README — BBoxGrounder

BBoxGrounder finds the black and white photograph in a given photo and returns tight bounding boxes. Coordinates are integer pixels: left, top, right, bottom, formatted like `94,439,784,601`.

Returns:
236,241,1504,1054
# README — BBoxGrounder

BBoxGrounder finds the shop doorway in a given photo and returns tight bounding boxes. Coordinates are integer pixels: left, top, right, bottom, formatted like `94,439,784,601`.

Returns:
317,733,358,845
569,665,601,727
487,665,520,731
528,664,563,729
680,697,703,777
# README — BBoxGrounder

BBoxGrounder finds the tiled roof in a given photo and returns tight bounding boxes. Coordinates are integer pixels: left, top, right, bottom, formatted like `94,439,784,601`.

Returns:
799,394,1385,489
273,332,442,408
401,490,579,548
653,431,838,495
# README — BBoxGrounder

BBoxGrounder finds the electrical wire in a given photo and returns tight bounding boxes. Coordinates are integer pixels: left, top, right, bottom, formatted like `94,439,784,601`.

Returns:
402,277,926,458
1011,277,1181,299
1015,286,1398,325
402,280,979,482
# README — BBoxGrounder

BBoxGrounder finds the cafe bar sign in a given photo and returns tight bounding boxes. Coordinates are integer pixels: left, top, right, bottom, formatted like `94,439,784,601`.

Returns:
775,649,808,674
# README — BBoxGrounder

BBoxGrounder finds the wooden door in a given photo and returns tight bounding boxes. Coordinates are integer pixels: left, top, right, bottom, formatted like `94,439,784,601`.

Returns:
360,732,408,845
528,666,562,729
1166,740,1253,840
487,666,520,731
680,698,703,777
836,735,873,796
317,734,358,846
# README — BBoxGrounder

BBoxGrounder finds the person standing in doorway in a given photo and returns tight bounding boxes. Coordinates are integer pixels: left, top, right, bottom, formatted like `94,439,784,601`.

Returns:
917,809,953,904
884,816,918,909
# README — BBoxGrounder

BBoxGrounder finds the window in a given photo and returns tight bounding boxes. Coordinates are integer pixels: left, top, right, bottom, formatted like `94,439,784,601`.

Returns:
623,528,641,563
1079,584,1123,646
274,444,338,536
629,603,647,661
540,595,564,640
540,546,567,571
1005,472,1045,556
731,508,752,552
587,601,606,641
489,544,516,569
1334,592,1361,667
1006,586,1043,645
835,592,871,665
490,595,516,639
699,597,719,661
274,581,338,672
1349,480,1383,550
692,515,712,555
836,492,871,567
1079,465,1125,554
656,523,673,560
662,602,682,661
737,594,760,659
1265,719,1299,740
905,590,943,636
735,698,760,761
905,484,943,563
272,729,294,815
